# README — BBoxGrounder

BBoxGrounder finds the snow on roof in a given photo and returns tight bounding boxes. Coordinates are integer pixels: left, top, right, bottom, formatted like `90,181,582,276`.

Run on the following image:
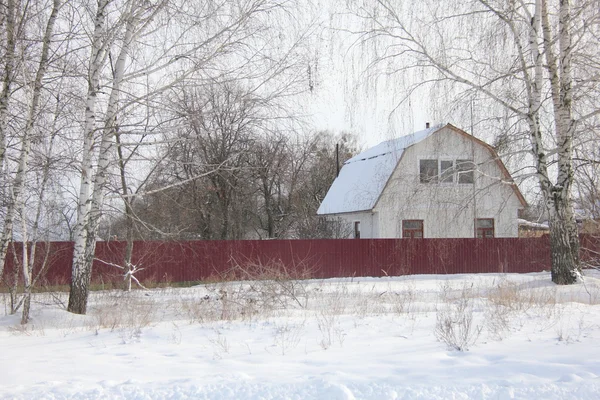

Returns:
317,126,438,215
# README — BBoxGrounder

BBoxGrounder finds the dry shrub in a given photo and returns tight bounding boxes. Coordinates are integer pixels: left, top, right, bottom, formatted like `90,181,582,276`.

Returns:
199,259,314,319
178,296,222,323
271,319,305,355
485,278,559,339
389,285,416,315
435,285,482,351
352,290,385,317
208,328,230,359
313,285,348,349
90,292,156,334
488,279,557,311
176,259,313,324
315,309,345,350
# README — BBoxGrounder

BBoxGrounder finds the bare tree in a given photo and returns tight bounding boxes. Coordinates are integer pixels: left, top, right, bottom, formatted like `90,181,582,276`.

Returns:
247,131,291,238
295,131,358,238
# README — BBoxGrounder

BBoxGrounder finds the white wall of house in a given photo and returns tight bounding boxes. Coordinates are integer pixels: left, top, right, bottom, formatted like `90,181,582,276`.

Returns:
331,211,379,238
373,126,522,238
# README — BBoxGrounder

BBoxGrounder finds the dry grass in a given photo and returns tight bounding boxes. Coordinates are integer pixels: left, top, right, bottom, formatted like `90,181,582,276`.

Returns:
88,292,157,339
7,270,589,355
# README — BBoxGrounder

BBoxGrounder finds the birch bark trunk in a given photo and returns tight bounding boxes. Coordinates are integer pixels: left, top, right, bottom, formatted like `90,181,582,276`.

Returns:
0,0,62,286
0,0,16,176
68,0,111,314
540,0,579,284
0,0,17,279
69,0,142,312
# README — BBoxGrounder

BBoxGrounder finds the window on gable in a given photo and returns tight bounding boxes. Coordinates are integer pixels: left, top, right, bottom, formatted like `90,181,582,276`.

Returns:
475,218,494,238
354,221,361,239
402,220,424,238
440,160,454,183
419,159,438,183
457,160,475,184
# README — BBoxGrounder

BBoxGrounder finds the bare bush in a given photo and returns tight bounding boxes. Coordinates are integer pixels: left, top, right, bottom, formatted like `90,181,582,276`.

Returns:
388,284,416,316
208,329,230,360
89,293,156,335
175,259,313,324
178,295,222,324
190,258,315,322
315,309,345,350
314,285,347,349
271,319,305,355
435,286,482,351
228,258,313,309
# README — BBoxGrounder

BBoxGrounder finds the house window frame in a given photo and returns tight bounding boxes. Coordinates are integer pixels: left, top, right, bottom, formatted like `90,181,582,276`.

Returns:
354,221,361,239
418,158,476,185
419,159,439,184
440,159,455,184
402,219,424,239
475,218,494,238
456,159,475,184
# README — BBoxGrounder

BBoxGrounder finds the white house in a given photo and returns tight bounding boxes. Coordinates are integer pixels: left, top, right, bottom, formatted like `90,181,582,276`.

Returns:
317,123,527,238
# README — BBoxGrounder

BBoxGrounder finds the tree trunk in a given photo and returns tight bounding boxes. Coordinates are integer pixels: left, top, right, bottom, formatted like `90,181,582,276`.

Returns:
68,249,93,313
0,0,61,282
0,0,16,176
68,0,110,314
20,294,31,325
540,0,580,284
548,191,580,284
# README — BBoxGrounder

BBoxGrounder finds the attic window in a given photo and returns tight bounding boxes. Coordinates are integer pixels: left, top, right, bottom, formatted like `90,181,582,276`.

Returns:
354,221,361,239
440,160,454,183
457,160,475,184
420,159,475,184
419,159,438,183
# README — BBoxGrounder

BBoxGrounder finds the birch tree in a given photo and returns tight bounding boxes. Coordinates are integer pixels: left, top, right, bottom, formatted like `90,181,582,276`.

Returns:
348,0,600,284
0,0,63,282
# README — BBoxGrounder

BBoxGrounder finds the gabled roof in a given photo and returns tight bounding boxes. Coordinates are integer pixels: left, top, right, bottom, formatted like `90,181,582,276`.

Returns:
317,126,438,215
317,123,527,215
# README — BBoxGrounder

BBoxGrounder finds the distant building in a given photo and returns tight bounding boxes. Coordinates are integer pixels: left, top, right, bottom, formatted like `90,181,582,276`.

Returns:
518,219,550,237
317,123,526,238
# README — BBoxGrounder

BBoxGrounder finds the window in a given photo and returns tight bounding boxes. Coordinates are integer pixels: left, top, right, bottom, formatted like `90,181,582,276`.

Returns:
457,160,475,184
440,160,454,183
420,159,474,184
354,221,361,239
475,218,494,238
420,159,438,183
402,220,424,238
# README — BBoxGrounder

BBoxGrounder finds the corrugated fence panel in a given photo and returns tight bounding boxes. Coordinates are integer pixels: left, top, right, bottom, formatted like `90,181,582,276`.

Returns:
2,236,597,286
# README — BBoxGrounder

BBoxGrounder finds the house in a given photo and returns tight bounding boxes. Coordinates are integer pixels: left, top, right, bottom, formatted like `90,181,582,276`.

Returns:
317,123,527,238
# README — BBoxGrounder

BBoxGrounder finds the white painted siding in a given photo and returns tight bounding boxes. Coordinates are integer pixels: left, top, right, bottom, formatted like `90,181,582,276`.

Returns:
330,211,379,238
373,127,522,238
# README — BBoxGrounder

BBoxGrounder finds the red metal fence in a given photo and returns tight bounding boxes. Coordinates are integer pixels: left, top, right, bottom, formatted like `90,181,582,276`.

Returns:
2,237,599,287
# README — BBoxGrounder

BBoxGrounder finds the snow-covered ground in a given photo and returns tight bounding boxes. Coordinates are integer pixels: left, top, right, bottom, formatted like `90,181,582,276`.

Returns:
2,272,600,399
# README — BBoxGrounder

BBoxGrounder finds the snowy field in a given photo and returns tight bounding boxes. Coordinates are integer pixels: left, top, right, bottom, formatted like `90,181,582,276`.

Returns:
2,271,600,399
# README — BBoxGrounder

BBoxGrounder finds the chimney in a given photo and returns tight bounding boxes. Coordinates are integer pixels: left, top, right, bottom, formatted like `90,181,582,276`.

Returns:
426,122,430,129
